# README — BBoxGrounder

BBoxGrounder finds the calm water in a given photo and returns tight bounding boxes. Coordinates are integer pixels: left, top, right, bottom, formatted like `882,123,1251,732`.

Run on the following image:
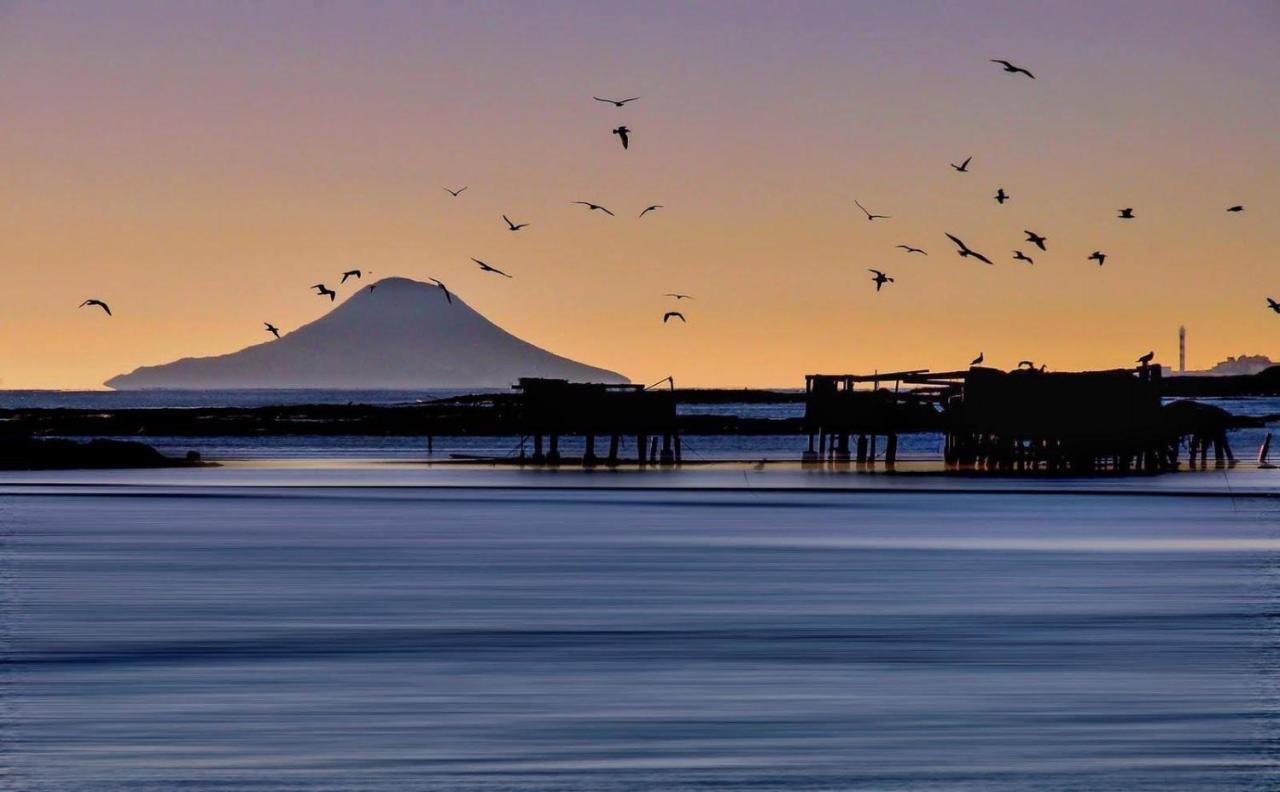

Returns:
2,469,1279,790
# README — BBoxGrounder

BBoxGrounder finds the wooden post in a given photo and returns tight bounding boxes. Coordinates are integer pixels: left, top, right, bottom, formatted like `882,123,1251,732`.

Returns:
548,433,561,465
885,434,897,465
637,434,647,465
649,435,659,463
660,433,675,465
856,434,868,463
674,435,682,464
532,433,544,463
583,434,597,466
608,434,620,465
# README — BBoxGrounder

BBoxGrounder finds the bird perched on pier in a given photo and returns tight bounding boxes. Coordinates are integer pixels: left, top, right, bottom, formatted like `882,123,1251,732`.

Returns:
595,96,639,107
1088,250,1107,266
1018,360,1035,369
664,293,694,300
502,215,529,231
612,125,630,149
945,233,994,265
471,258,512,278
868,269,894,291
79,298,111,316
264,322,280,339
1118,208,1134,219
430,278,452,304
855,200,890,221
572,201,614,216
663,311,686,323
1268,298,1280,314
1138,351,1154,365
443,186,467,197
311,284,336,301
340,269,362,283
1024,230,1047,251
1013,250,1034,264
971,352,984,366
990,59,1035,79
951,155,972,173
639,204,664,218
995,188,1009,204
1227,205,1244,212
897,245,927,255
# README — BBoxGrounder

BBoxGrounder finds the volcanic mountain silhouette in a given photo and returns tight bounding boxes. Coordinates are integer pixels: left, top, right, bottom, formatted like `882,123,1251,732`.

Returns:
106,277,628,389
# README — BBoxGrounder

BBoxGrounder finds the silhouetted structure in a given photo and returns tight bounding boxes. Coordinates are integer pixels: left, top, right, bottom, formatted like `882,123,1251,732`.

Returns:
514,378,679,466
803,371,947,464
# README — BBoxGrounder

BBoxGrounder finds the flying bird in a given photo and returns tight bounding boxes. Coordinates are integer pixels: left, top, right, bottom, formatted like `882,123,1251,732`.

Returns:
572,201,615,216
430,278,452,304
1024,230,1047,251
1138,351,1155,365
612,125,630,149
897,245,927,255
594,96,639,107
663,311,686,323
264,322,280,339
868,269,894,291
1268,298,1280,314
311,284,336,301
945,233,994,265
664,293,694,300
443,186,467,197
971,352,984,366
990,59,1035,79
855,200,890,221
995,188,1009,204
340,269,362,283
951,155,972,173
639,204,664,218
1013,250,1034,264
471,258,512,278
1227,205,1244,212
79,299,111,316
1118,208,1134,219
502,214,529,231
1088,250,1107,266
368,284,378,293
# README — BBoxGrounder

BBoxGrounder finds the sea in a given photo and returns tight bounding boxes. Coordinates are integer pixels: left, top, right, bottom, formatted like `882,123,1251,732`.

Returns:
2,390,1279,790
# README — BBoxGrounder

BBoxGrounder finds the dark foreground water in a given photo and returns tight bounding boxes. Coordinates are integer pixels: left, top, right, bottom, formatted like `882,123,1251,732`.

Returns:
2,475,1279,790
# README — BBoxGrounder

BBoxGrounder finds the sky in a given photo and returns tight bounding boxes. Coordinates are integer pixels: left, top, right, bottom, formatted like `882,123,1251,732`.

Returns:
1,0,1278,389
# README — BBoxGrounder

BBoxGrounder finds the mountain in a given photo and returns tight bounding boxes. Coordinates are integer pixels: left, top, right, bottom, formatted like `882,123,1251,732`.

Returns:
106,277,628,389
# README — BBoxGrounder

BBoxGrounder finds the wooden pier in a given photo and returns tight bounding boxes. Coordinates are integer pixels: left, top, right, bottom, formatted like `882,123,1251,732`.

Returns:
514,378,680,466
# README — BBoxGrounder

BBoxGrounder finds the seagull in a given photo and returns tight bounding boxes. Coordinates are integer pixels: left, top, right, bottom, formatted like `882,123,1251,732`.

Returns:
1268,298,1280,314
264,322,280,339
951,155,972,173
79,299,111,316
1138,351,1154,365
1227,205,1244,213
502,214,529,231
663,311,686,323
572,201,615,216
340,269,362,283
443,186,467,197
995,188,1009,204
855,200,890,221
868,269,894,291
945,233,994,265
664,293,694,300
1024,230,1047,251
897,245,927,255
639,204,664,218
1088,250,1107,266
368,284,377,293
990,59,1035,79
971,352,984,366
1118,208,1134,219
1013,250,1034,264
311,284,336,301
612,126,630,149
594,96,639,107
1018,360,1034,369
471,258,512,278
430,278,452,304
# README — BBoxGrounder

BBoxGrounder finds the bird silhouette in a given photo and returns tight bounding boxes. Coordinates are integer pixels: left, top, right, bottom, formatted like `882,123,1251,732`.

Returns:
1227,205,1244,212
945,233,994,265
897,245,927,255
1088,250,1107,266
430,278,452,304
855,200,890,221
264,322,280,339
594,96,639,107
663,311,686,323
502,214,529,231
639,204,664,218
995,188,1009,204
868,269,895,291
1118,208,1134,219
612,126,630,149
572,201,615,216
1013,250,1034,264
1018,360,1034,369
368,284,377,293
664,293,694,300
471,258,513,278
443,186,467,197
951,155,972,173
991,59,1035,79
311,284,336,301
971,352,984,366
1024,230,1047,251
1268,298,1280,314
340,269,362,283
79,299,111,316
1138,351,1154,365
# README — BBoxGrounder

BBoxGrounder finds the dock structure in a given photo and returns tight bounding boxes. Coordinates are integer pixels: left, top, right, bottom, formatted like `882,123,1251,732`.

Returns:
513,378,680,466
802,371,949,464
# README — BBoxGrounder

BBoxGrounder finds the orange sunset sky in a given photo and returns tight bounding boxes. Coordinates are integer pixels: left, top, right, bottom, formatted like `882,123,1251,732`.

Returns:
1,1,1278,389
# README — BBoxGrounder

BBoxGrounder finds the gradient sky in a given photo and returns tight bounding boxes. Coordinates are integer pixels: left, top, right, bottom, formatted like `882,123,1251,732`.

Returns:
2,1,1278,389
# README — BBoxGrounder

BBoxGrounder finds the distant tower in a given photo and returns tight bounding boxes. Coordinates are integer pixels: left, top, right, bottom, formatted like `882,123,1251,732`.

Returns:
1178,326,1186,373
